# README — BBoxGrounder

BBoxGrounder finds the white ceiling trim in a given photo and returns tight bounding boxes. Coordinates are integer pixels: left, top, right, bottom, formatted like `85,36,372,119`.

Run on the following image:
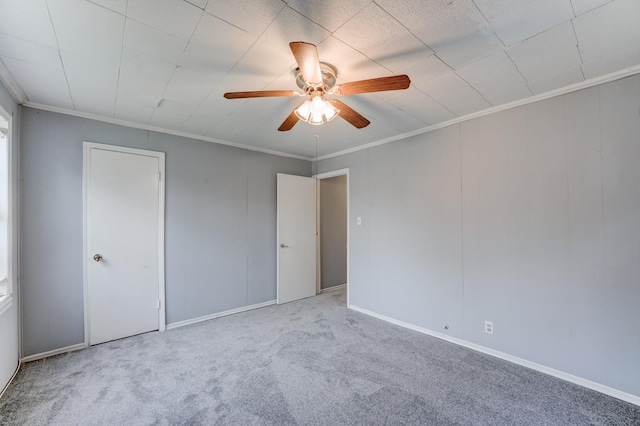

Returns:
315,63,640,161
0,61,28,104
22,101,313,161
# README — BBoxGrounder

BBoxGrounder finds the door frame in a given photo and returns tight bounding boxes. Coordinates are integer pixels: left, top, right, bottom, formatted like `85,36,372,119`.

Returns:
313,168,349,306
82,142,166,347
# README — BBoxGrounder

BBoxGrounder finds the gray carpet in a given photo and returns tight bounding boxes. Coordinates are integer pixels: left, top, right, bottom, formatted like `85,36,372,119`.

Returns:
1,288,639,425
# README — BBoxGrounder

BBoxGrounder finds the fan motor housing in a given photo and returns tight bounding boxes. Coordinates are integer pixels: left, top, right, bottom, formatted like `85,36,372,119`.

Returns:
294,62,338,92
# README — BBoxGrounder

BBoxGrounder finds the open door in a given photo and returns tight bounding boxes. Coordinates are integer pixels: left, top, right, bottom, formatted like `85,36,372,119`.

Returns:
277,173,316,304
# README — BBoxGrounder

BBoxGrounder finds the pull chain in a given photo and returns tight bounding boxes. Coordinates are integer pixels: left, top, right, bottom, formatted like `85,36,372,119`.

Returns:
314,134,319,175
315,134,319,236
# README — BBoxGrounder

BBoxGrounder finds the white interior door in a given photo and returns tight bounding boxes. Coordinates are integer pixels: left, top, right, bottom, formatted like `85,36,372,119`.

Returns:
277,173,317,304
85,144,164,345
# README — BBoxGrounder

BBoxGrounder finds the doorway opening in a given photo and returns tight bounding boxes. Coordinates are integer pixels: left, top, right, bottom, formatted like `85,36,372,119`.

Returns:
314,169,349,302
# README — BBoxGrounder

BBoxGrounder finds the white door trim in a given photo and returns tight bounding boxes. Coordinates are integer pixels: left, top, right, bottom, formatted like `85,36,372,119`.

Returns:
313,168,349,307
82,142,166,347
315,179,321,295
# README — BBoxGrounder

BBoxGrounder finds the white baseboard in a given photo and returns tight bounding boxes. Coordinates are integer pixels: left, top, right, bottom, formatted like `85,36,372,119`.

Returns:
320,283,347,293
349,304,640,407
166,300,276,330
18,301,278,362
20,343,87,363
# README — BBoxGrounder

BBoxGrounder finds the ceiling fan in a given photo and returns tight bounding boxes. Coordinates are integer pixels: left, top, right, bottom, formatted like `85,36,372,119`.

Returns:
223,41,411,131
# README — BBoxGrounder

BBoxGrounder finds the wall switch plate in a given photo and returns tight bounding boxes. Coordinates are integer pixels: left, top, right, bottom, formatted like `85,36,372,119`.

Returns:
485,321,493,334
357,216,362,225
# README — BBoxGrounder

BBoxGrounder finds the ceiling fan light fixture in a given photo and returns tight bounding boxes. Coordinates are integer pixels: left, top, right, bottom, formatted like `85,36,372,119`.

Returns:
323,99,339,122
294,100,312,122
308,112,324,126
295,95,340,126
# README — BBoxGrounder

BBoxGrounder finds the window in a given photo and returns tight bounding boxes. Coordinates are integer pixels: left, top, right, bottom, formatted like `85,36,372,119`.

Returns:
0,107,10,311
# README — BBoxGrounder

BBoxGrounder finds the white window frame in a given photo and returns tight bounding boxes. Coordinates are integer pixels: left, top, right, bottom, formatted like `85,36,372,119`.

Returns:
0,105,12,315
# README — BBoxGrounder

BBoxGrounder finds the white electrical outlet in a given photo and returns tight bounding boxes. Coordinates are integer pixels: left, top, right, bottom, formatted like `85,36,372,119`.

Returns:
485,321,493,334
357,216,362,225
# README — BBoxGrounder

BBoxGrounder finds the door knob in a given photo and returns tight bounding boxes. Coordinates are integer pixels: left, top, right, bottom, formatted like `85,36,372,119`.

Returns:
279,243,289,248
93,254,103,262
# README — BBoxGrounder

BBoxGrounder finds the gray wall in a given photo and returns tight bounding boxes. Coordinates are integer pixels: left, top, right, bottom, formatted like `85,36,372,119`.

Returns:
318,73,640,398
320,175,347,289
20,108,310,356
0,80,19,390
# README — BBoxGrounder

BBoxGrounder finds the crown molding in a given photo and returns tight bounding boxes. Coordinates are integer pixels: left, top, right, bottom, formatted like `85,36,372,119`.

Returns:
314,64,640,161
0,60,28,104
23,102,313,161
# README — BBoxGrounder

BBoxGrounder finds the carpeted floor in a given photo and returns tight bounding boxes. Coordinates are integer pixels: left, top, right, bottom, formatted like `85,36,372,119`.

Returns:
1,288,639,425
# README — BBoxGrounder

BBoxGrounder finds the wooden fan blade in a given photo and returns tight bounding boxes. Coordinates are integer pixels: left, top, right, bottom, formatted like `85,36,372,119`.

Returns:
278,104,303,131
330,100,370,129
224,90,297,99
334,75,410,95
289,41,323,85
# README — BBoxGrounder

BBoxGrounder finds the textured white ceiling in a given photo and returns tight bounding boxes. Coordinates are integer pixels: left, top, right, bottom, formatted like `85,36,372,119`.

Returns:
1,0,639,158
